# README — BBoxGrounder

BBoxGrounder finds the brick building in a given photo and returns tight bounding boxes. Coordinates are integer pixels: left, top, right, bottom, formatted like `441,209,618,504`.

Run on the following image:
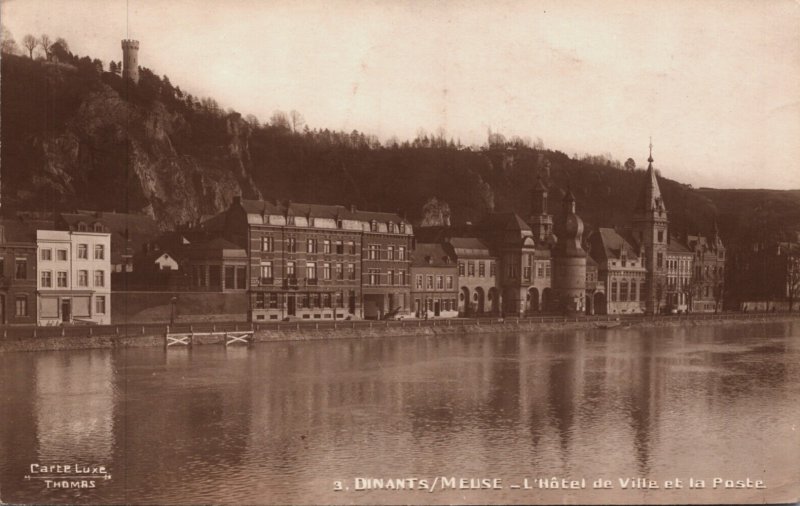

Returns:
207,198,412,321
0,220,37,325
410,242,458,318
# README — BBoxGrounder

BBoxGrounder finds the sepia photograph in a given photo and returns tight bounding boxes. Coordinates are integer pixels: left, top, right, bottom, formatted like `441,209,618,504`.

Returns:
0,0,799,504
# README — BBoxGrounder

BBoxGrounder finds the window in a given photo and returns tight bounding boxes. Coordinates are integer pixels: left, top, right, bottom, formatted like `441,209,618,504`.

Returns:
347,263,355,280
41,249,52,261
398,247,406,260
57,249,68,261
426,275,434,290
335,241,343,254
611,281,618,302
323,263,331,280
287,215,295,226
335,263,343,280
308,216,315,227
479,262,486,277
78,223,88,231
41,271,52,288
306,262,317,279
416,275,423,290
370,221,378,232
307,238,316,253
537,264,544,278
436,275,444,290
255,293,266,309
236,267,246,289
387,246,394,260
78,270,88,287
657,252,664,269
225,266,236,288
399,223,406,234
323,293,332,308
348,241,356,254
93,223,103,232
15,296,28,317
640,281,647,301
388,222,395,233
95,296,106,314
458,262,465,276
94,270,104,287
57,271,68,287
262,236,274,252
323,240,331,254
620,279,628,302
287,237,297,253
490,262,496,277
94,245,105,260
523,266,531,280
15,259,27,280
335,292,344,308
77,244,88,259
261,262,273,280
399,270,406,285
269,293,278,309
388,270,395,285
368,244,379,260
545,265,551,278
301,293,310,308
368,269,379,285
468,261,475,277
658,230,664,243
446,275,454,290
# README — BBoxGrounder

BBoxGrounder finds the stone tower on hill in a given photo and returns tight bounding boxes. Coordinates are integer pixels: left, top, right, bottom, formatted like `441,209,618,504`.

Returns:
121,39,140,84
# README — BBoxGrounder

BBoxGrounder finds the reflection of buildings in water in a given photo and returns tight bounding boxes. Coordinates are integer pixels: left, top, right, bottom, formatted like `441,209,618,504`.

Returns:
545,334,585,457
111,348,252,501
0,354,38,496
34,351,115,464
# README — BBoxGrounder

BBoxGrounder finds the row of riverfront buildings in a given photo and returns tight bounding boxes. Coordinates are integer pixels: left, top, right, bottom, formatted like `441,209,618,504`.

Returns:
0,148,743,326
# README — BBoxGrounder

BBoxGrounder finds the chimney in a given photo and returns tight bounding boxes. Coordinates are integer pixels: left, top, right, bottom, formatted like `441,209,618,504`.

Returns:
350,204,357,213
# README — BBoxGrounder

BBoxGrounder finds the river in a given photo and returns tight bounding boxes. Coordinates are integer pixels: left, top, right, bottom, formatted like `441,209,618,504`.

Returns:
1,321,799,504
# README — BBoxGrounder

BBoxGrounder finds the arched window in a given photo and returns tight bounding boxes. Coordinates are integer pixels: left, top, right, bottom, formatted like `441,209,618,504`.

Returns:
77,222,88,231
93,223,103,232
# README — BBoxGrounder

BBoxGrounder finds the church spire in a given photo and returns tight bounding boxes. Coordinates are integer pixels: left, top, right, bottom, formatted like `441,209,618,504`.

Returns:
648,136,654,166
634,138,665,215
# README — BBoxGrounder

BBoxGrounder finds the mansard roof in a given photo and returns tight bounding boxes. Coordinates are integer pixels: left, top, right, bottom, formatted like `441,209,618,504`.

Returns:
411,242,456,268
237,198,409,229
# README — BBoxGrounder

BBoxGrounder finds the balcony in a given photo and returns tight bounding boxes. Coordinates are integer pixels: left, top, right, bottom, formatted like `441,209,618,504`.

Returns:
283,277,298,289
260,277,274,286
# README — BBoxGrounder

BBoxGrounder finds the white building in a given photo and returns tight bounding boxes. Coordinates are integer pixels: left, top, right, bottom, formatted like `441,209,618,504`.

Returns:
37,230,111,325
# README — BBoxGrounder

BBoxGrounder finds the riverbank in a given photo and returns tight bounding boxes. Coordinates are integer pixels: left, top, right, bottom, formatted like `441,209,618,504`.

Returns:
1,312,798,353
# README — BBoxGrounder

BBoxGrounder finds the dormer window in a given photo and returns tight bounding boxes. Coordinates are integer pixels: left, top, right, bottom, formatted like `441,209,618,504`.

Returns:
78,223,88,231
399,223,406,234
370,220,378,232
287,215,295,226
308,216,315,227
388,222,395,233
93,223,103,232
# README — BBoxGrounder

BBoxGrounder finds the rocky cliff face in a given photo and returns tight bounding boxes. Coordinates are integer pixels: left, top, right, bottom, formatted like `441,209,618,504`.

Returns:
2,55,261,229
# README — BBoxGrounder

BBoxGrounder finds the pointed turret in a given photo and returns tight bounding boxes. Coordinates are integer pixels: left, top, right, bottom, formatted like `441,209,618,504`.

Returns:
634,139,665,215
530,174,553,244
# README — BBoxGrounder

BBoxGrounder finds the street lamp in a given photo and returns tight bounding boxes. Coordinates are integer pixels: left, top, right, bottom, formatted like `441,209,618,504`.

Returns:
170,296,177,325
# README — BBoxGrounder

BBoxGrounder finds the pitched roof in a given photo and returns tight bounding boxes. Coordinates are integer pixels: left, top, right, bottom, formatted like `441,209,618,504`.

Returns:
591,228,641,262
411,243,456,268
667,235,692,254
238,198,406,224
482,212,532,232
61,211,161,264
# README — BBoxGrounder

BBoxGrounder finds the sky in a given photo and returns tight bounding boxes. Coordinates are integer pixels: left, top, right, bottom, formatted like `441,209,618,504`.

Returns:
2,0,799,189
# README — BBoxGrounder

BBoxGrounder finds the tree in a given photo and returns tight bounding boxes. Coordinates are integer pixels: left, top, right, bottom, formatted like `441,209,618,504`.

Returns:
22,34,37,58
787,251,800,311
624,158,636,171
109,61,118,74
289,110,305,133
39,34,52,59
1,24,17,54
421,197,451,227
54,37,69,53
270,110,290,130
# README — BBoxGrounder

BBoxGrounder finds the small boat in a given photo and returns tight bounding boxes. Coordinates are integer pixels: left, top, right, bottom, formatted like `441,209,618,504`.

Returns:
595,321,621,329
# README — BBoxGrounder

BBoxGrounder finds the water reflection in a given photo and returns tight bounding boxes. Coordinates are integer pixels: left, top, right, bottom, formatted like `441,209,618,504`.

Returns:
0,321,798,504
